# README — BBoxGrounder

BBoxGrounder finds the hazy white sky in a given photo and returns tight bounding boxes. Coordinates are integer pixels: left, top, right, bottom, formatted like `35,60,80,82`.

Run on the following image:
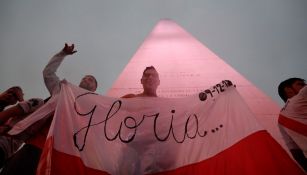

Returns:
0,0,306,105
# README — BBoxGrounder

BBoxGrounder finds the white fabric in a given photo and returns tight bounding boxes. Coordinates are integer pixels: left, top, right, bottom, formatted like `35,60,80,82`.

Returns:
16,81,264,174
8,95,57,135
18,98,44,114
281,86,307,121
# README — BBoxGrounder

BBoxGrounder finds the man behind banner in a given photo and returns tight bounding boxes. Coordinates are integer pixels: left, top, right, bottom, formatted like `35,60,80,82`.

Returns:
122,66,160,98
278,77,307,171
1,43,98,175
121,66,162,174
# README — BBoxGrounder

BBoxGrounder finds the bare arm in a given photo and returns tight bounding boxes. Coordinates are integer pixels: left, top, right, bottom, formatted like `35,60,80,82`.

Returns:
43,43,77,95
121,94,137,98
0,105,24,126
0,98,44,135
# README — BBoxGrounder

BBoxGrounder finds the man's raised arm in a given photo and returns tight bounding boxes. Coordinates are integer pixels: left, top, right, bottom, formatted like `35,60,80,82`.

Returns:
43,43,77,95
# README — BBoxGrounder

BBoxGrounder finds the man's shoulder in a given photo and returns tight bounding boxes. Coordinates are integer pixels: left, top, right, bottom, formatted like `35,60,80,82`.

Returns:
299,86,307,98
121,94,137,98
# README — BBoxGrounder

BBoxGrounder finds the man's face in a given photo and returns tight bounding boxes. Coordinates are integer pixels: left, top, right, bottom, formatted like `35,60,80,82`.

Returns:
290,80,306,95
141,69,160,91
285,80,306,99
79,75,97,92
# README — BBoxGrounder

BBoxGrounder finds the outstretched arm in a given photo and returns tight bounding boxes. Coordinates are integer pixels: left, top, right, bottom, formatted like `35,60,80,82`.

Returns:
43,43,77,95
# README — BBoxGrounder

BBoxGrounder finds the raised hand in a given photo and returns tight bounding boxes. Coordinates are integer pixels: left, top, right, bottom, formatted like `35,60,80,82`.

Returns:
62,43,77,55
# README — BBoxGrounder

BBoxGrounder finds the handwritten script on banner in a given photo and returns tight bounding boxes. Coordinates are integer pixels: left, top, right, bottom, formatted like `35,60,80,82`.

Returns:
30,80,266,174
72,80,234,151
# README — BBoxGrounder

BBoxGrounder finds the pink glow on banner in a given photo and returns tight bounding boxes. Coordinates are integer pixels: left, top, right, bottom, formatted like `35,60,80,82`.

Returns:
106,20,286,151
34,82,303,174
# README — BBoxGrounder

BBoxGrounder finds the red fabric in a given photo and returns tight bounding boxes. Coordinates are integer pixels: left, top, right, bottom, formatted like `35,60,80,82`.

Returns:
51,150,109,175
37,136,53,175
38,131,304,175
26,118,52,149
151,131,304,175
278,114,307,136
37,137,110,175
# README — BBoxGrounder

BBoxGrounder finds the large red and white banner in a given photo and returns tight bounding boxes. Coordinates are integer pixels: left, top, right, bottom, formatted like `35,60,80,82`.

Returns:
10,81,304,174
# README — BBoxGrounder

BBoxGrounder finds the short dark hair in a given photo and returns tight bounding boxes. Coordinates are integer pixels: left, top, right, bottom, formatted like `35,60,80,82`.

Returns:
7,86,22,92
278,77,305,102
142,66,157,75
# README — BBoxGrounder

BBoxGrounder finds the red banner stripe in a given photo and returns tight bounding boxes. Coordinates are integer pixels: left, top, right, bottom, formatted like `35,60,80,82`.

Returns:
51,150,109,175
151,130,304,175
39,131,304,175
37,137,109,175
278,114,307,136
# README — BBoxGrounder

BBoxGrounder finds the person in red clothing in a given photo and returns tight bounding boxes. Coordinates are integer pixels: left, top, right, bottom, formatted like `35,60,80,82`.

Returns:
0,43,98,175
